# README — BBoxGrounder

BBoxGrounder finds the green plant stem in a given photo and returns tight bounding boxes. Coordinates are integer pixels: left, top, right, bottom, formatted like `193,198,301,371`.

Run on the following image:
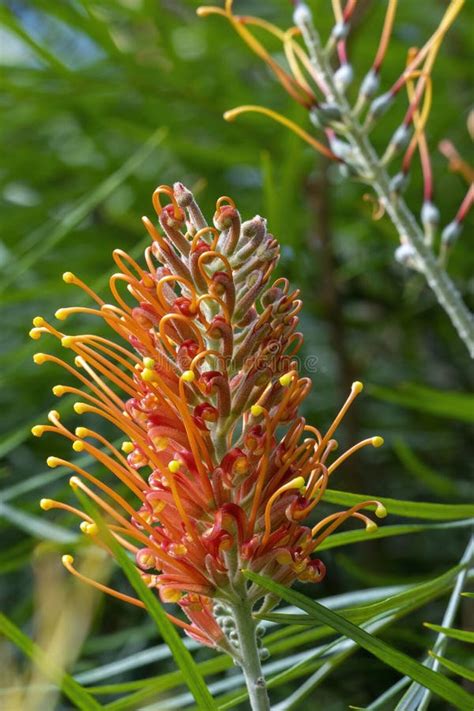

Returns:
295,4,474,357
230,595,271,711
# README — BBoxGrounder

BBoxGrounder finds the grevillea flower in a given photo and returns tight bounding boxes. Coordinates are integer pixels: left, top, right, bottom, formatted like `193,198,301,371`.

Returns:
31,183,386,655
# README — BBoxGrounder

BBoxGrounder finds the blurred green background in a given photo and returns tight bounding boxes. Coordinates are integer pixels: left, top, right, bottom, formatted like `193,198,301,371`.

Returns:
1,1,473,709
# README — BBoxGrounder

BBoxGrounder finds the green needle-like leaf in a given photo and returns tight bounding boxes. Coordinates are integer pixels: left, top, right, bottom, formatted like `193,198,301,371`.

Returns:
244,571,474,711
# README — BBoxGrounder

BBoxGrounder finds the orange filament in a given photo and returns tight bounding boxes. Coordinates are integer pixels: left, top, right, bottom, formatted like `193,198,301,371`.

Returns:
152,185,182,221
224,105,336,160
63,272,105,306
311,500,386,549
215,195,236,210
327,437,384,475
262,476,305,546
314,382,363,459
373,0,398,72
190,226,219,252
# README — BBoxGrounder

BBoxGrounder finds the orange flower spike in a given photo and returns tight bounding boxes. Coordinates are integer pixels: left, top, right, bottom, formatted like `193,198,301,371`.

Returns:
36,182,384,654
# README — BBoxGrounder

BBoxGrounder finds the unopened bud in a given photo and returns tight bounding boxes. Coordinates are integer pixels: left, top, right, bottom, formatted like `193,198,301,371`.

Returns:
389,171,409,195
441,221,461,246
359,69,380,100
334,64,354,92
395,243,416,266
390,124,410,152
332,21,349,41
421,201,440,230
368,92,393,121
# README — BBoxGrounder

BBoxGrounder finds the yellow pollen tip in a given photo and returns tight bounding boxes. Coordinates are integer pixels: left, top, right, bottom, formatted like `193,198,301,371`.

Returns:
223,110,237,122
62,554,74,566
352,381,364,394
75,427,88,438
40,498,54,510
72,440,85,452
55,309,68,321
69,476,80,488
29,328,42,340
61,336,74,348
33,316,45,327
74,356,83,368
52,385,65,396
181,370,195,383
372,436,384,448
33,353,46,365
47,457,60,468
168,460,182,473
279,373,293,387
62,272,75,283
143,357,155,369
74,402,88,415
121,441,134,453
80,521,98,536
250,404,263,417
141,368,156,382
31,425,45,437
375,503,387,519
48,410,60,421
366,520,378,533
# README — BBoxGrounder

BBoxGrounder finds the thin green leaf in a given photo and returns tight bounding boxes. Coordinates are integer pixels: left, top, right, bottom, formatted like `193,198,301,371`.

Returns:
429,652,474,682
322,489,474,520
261,563,462,627
244,571,474,711
0,501,77,543
369,383,474,423
318,519,473,551
424,623,474,643
0,613,101,711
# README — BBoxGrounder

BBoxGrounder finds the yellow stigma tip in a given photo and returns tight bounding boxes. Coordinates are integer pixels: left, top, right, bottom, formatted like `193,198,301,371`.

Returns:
375,503,387,519
69,476,80,488
31,425,44,437
366,521,378,533
352,381,364,394
121,441,134,454
63,272,75,283
33,316,45,328
223,110,235,122
33,353,46,365
40,498,54,510
61,336,74,348
48,410,60,421
143,357,155,369
142,368,155,382
52,385,65,396
75,427,88,438
47,457,60,468
372,436,384,448
62,554,74,566
73,402,87,415
181,370,195,383
72,440,85,452
250,404,263,417
279,373,292,387
29,328,41,340
79,521,89,533
168,460,182,473
55,309,68,321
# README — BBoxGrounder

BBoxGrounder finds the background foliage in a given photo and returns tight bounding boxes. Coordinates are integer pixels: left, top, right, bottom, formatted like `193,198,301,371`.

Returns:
0,1,473,709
